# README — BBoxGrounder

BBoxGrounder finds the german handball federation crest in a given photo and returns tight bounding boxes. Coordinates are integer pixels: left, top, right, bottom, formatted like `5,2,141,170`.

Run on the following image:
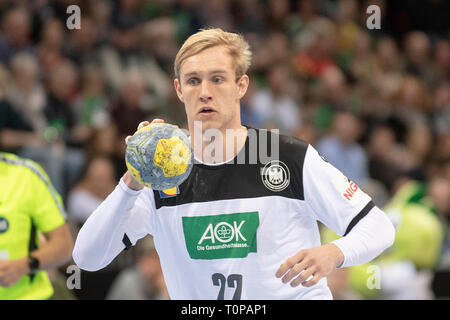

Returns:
261,160,290,192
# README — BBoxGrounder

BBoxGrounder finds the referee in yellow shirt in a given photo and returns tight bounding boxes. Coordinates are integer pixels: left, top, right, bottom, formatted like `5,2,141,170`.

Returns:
0,152,73,300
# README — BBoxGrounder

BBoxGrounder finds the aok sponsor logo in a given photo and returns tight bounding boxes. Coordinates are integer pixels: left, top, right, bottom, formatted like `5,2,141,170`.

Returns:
182,212,259,260
198,221,247,245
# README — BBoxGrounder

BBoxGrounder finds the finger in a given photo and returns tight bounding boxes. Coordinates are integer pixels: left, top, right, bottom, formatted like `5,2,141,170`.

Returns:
150,119,165,125
290,267,315,287
281,259,310,284
275,251,307,278
302,273,322,287
125,135,132,145
137,121,150,131
275,261,292,279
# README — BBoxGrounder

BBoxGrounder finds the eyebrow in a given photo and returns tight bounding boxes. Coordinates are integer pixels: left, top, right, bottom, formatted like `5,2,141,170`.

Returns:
183,70,228,77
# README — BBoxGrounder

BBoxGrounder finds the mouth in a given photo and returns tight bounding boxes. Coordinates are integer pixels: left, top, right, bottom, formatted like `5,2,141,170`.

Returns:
198,106,217,115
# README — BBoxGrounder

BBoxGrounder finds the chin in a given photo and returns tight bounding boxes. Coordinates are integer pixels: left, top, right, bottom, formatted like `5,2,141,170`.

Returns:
199,121,219,132
191,117,217,129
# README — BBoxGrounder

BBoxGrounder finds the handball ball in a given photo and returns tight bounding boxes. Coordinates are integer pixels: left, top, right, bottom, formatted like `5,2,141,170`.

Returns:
125,123,193,190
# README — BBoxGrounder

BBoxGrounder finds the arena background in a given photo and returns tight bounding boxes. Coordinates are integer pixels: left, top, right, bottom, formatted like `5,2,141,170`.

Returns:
0,0,448,300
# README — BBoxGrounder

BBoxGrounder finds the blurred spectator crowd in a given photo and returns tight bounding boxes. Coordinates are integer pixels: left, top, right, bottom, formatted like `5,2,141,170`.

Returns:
0,0,448,300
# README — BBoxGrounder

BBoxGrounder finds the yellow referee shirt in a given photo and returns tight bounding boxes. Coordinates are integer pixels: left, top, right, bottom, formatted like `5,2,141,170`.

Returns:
0,152,66,300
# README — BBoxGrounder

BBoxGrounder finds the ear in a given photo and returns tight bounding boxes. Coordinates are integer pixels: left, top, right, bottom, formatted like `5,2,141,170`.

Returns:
237,75,249,100
174,78,184,103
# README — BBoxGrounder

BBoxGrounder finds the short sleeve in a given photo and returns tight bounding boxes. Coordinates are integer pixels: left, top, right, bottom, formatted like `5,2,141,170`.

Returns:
303,145,374,236
28,163,66,233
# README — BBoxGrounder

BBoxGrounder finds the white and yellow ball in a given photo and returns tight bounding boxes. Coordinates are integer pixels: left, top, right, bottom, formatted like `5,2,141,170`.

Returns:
125,123,193,190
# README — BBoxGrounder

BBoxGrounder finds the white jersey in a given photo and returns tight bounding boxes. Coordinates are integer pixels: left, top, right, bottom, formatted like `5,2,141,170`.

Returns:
116,129,375,300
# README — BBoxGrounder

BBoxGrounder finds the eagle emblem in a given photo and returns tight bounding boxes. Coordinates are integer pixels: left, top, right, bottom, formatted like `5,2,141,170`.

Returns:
261,160,290,192
268,166,284,185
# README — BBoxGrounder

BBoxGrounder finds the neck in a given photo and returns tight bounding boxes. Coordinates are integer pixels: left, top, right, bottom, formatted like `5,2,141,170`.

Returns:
189,123,247,164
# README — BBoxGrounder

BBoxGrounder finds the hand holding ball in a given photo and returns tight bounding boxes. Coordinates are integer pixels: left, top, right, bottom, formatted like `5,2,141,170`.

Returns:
125,122,193,190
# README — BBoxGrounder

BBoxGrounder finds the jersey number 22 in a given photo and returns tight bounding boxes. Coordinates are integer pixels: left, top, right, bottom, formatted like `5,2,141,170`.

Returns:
212,273,243,300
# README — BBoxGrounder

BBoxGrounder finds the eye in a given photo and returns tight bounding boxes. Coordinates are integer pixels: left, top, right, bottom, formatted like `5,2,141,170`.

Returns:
212,76,224,84
187,78,200,85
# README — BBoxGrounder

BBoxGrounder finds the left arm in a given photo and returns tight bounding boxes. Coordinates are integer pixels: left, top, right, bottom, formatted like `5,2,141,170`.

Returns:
0,223,73,287
276,144,395,288
275,206,395,287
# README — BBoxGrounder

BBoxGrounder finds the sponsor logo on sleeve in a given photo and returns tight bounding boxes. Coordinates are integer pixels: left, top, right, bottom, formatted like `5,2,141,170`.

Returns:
182,212,260,260
331,173,365,205
343,180,359,200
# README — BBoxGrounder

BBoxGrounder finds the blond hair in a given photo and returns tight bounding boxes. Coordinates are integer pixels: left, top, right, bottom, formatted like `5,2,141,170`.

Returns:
174,28,252,80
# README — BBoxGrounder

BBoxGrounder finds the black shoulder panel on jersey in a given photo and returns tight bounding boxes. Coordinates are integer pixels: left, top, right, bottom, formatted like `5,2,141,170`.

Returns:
154,128,309,209
344,201,376,236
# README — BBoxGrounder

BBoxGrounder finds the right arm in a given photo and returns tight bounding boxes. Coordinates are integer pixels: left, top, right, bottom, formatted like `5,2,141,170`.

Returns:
73,119,163,271
72,176,154,271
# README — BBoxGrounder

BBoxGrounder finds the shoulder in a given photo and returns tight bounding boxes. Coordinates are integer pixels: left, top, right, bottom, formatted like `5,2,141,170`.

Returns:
251,128,310,163
0,152,64,215
248,128,311,199
278,131,309,153
0,152,51,185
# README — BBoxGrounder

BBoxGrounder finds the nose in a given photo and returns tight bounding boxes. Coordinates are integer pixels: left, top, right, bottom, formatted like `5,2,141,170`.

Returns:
199,81,212,103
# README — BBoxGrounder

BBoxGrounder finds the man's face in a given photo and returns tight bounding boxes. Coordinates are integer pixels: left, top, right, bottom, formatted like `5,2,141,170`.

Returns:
174,45,249,132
